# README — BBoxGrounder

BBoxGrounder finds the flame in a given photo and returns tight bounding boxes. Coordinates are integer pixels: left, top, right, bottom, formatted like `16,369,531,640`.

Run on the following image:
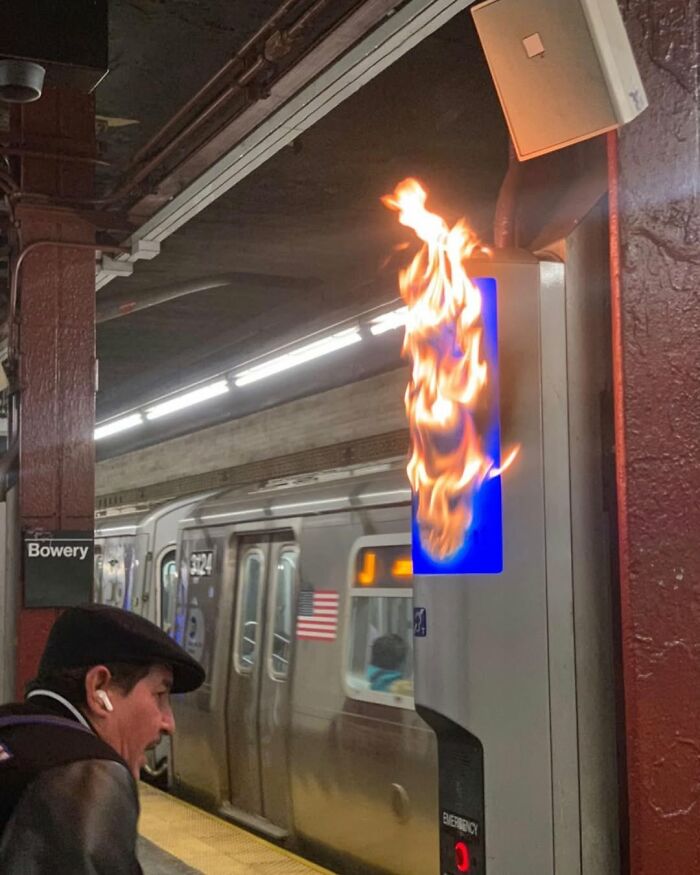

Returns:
382,178,518,560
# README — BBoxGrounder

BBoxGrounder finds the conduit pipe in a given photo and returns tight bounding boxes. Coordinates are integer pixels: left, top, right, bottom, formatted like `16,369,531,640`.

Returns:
0,144,111,167
10,0,334,211
129,0,304,169
96,271,318,323
96,274,237,323
8,241,128,364
493,140,522,248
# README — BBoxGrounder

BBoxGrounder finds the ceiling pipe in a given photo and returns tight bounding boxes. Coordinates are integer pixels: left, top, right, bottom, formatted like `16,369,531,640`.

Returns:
0,144,111,167
96,274,237,323
8,241,128,366
128,0,304,169
127,0,300,170
286,0,330,39
96,272,316,323
0,168,18,193
11,0,334,211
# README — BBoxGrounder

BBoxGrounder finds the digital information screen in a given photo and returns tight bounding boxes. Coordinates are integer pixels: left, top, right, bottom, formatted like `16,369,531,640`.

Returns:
354,545,413,588
412,277,504,575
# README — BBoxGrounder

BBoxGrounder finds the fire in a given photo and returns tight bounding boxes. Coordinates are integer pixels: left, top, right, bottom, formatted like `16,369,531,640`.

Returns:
382,178,518,560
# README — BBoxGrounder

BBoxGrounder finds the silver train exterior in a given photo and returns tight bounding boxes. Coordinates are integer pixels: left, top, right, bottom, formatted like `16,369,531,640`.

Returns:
94,458,617,875
171,467,437,875
94,494,208,628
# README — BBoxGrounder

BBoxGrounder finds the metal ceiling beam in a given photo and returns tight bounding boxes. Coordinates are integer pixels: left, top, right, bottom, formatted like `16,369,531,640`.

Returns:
96,0,476,290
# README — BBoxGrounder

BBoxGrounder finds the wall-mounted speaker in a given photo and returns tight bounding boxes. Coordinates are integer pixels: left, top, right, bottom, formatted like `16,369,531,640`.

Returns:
472,0,647,160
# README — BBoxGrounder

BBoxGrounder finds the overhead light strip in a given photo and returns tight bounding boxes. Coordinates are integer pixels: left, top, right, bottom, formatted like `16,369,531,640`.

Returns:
94,302,406,439
145,380,230,420
369,306,408,335
234,327,362,387
94,413,143,441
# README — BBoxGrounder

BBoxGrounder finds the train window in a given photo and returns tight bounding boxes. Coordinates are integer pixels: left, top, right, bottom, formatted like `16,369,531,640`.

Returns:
101,545,125,606
96,538,146,611
346,543,414,708
235,547,265,673
160,549,178,635
268,546,299,680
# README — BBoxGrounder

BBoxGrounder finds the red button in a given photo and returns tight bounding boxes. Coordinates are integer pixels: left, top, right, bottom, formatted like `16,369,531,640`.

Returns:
455,840,470,872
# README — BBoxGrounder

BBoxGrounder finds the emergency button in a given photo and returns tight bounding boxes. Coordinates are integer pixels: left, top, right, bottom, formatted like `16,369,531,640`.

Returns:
455,840,470,872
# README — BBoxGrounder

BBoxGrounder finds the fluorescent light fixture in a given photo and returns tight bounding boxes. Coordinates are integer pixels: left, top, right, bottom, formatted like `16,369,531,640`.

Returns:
369,307,408,335
271,496,349,512
363,489,412,500
145,380,229,420
234,327,362,387
198,509,265,522
94,413,143,441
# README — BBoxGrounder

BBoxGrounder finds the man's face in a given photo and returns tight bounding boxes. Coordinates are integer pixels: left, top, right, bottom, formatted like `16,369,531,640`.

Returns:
106,664,175,779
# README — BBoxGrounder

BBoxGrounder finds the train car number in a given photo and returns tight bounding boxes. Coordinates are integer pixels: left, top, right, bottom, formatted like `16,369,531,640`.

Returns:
189,550,213,578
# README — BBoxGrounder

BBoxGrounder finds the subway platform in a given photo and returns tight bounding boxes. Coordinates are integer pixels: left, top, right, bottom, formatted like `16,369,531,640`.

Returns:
138,784,334,875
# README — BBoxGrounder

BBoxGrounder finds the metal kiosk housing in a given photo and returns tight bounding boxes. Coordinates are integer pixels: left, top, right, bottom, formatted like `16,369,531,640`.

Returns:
414,250,619,874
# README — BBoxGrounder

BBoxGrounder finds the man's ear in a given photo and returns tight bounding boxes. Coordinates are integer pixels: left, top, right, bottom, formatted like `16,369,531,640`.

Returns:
84,665,113,719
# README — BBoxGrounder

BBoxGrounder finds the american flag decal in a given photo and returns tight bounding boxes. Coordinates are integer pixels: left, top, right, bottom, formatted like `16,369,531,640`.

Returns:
296,589,340,641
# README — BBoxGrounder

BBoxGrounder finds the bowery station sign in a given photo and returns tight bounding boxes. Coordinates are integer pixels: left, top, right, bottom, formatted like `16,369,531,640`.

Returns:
23,531,94,607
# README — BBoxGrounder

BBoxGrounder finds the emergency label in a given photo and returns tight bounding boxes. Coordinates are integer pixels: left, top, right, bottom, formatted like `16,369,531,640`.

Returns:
441,809,480,838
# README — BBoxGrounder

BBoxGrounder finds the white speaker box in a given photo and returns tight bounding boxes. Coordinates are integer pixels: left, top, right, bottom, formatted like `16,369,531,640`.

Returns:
472,0,648,160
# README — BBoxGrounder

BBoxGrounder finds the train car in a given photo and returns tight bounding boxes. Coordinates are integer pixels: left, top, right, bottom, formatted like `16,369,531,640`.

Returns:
94,494,213,783
94,457,615,873
94,494,209,627
169,464,436,874
164,445,615,875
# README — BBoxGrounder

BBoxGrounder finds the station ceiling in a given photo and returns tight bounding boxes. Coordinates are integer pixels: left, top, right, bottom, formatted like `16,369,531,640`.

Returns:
22,1,514,456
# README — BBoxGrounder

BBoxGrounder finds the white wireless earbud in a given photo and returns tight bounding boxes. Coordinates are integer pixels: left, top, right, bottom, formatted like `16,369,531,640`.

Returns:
96,690,114,712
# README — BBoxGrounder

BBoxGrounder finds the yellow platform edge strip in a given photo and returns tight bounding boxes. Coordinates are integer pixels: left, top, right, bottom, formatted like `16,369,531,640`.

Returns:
139,782,334,874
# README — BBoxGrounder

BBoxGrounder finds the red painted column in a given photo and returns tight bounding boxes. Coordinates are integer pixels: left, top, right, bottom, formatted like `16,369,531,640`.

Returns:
612,3,700,872
11,87,96,695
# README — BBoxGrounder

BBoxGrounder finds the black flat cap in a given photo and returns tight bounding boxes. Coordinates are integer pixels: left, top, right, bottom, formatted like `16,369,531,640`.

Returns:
38,604,205,694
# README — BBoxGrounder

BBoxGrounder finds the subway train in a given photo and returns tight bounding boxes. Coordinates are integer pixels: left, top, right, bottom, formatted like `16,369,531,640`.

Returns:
95,463,438,874
94,454,616,875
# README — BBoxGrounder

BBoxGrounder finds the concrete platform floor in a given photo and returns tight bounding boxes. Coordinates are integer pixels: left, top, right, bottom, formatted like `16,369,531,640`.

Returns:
138,783,335,875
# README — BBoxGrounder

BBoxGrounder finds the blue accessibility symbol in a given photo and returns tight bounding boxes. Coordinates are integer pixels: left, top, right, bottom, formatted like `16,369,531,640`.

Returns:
413,607,427,637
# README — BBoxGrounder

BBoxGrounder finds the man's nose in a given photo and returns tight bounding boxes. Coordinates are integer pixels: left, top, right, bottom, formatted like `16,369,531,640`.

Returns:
161,705,176,735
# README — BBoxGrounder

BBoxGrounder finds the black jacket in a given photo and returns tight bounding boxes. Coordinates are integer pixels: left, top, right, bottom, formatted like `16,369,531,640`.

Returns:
0,693,143,874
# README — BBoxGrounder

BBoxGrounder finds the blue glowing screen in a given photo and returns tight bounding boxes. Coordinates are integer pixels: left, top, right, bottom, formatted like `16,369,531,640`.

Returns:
411,277,503,575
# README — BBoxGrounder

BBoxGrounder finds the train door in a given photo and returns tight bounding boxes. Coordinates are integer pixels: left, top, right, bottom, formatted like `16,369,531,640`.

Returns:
225,531,298,835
